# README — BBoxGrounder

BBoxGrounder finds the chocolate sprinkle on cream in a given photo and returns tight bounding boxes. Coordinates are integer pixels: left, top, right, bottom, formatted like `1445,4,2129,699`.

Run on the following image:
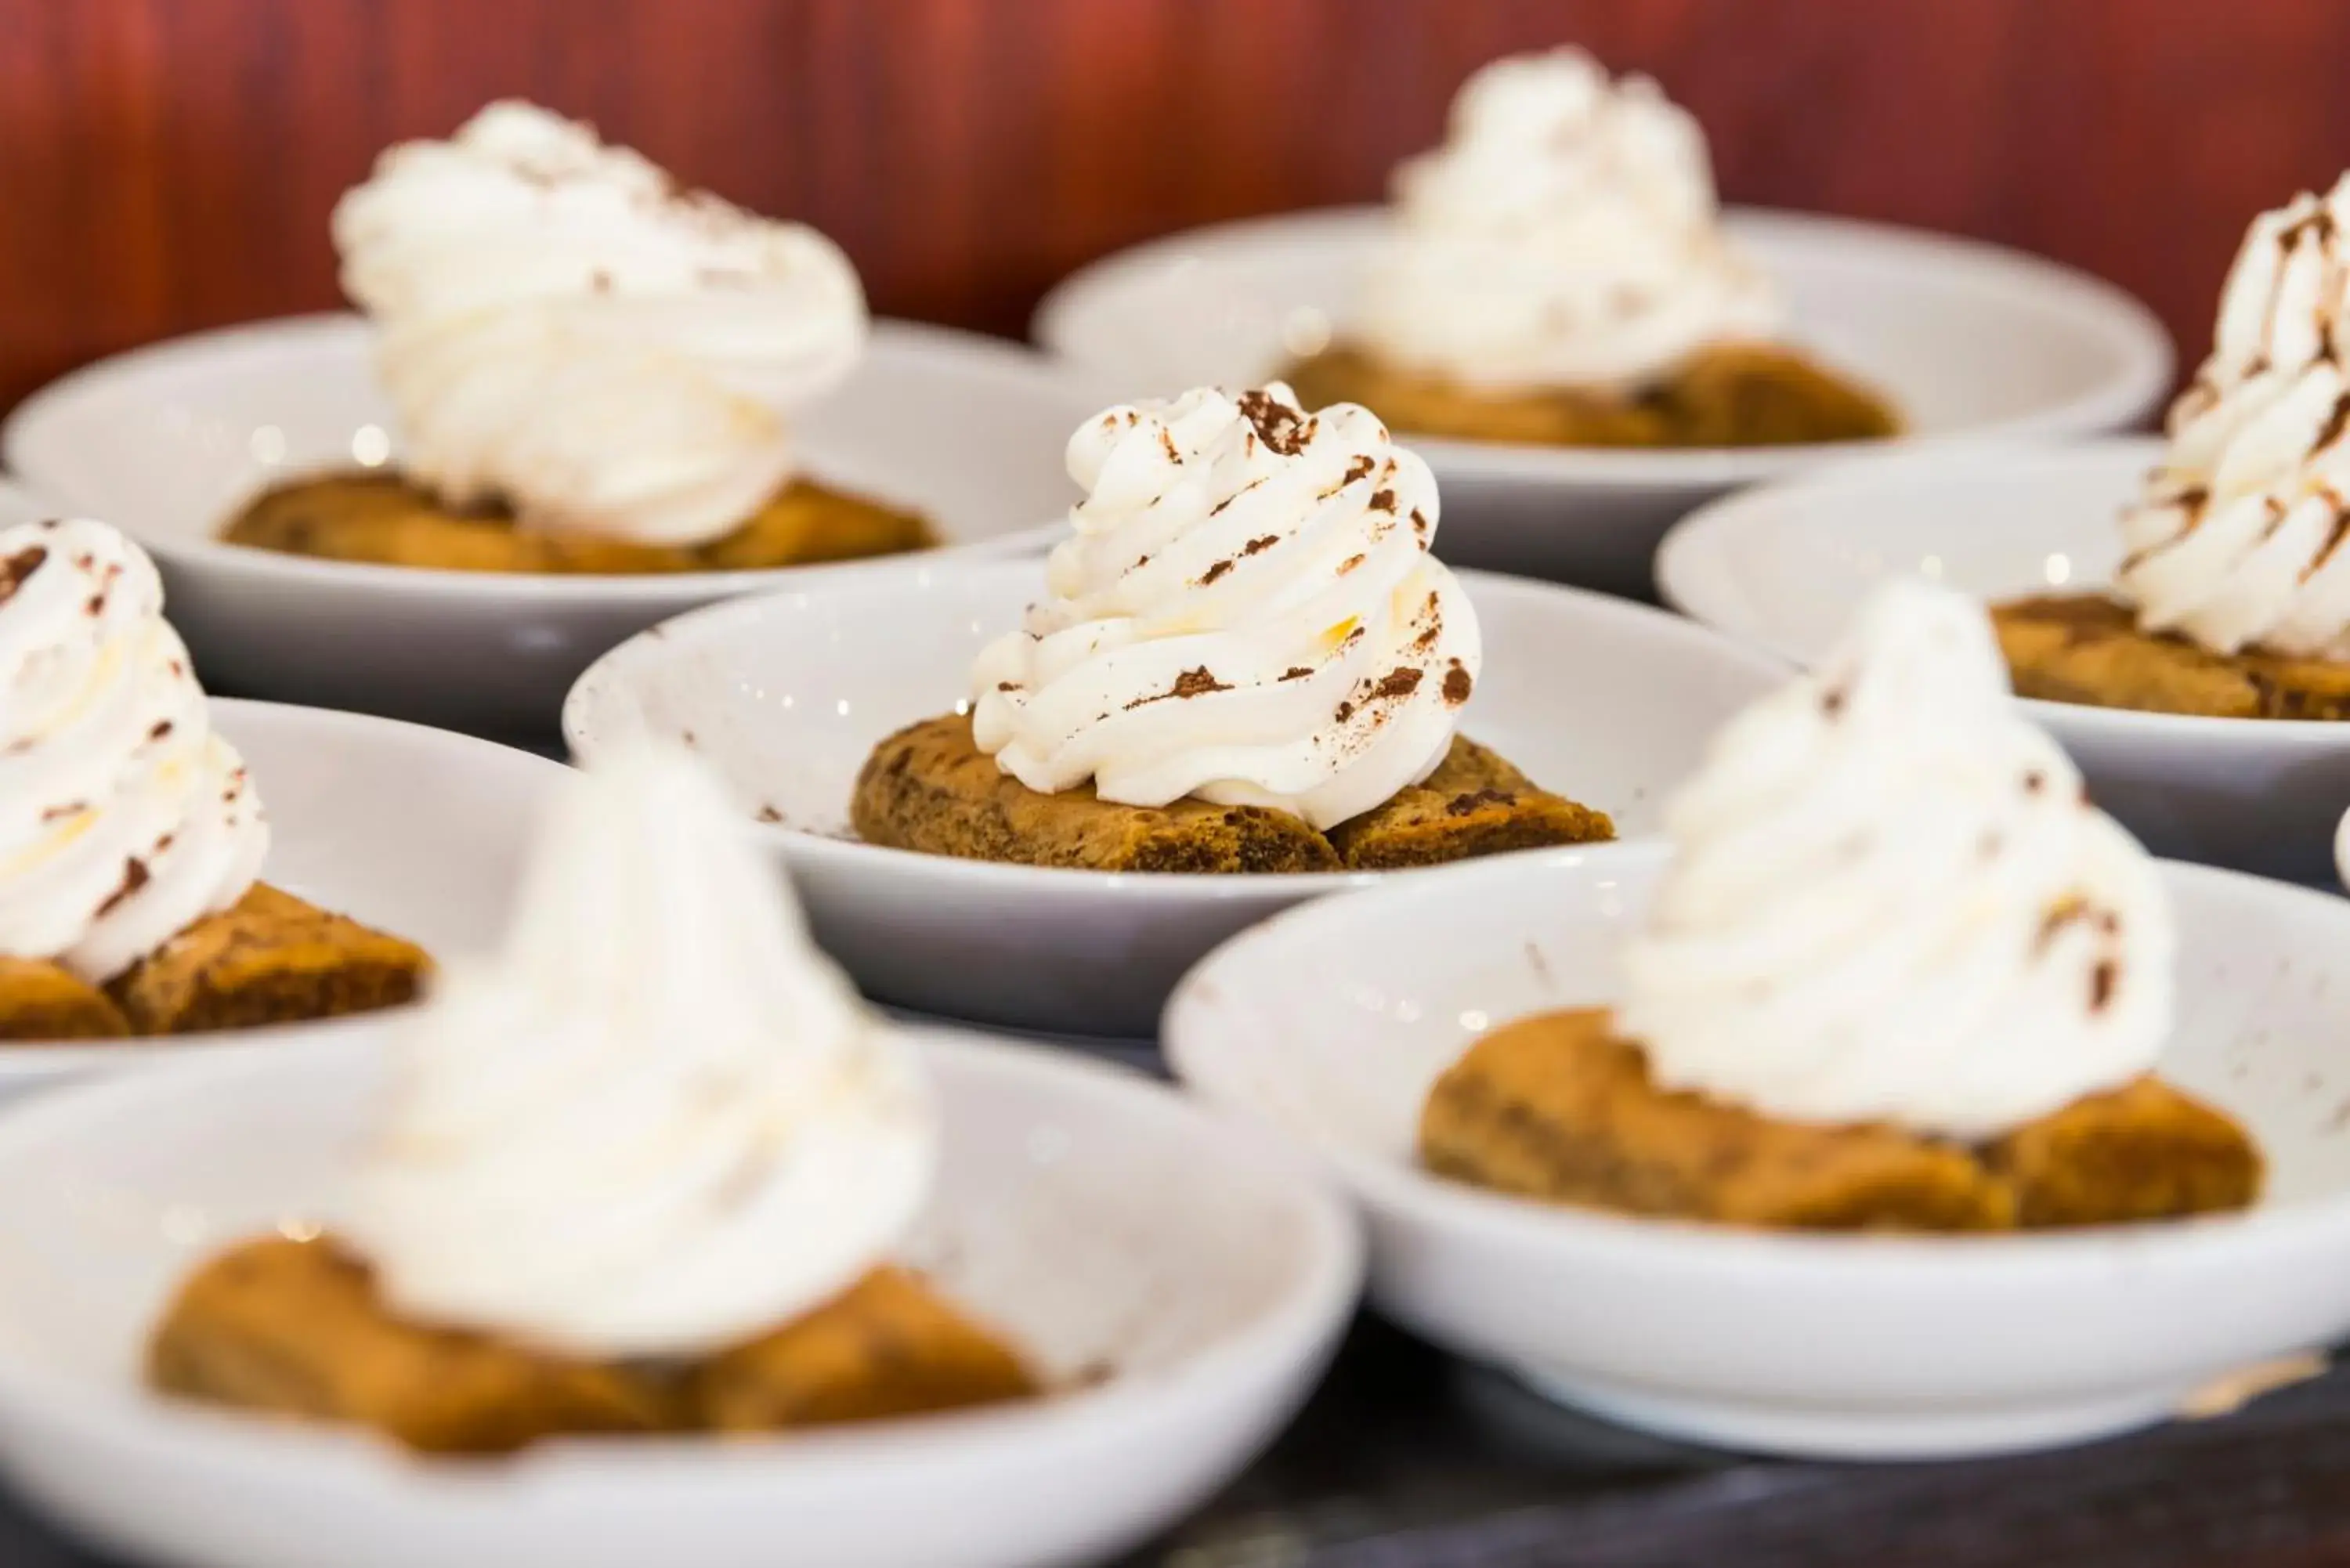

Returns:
1442,663,1473,704
1235,389,1308,456
96,858,150,918
1372,667,1424,699
1281,666,1314,681
1199,559,1234,585
1242,535,1281,556
0,546,45,604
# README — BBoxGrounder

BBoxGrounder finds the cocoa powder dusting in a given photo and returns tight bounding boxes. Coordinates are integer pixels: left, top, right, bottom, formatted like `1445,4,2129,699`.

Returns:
1372,667,1423,699
0,546,45,605
1235,390,1308,456
1442,663,1473,704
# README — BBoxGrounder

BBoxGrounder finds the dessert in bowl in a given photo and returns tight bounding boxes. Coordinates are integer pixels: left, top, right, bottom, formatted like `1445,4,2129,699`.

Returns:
1661,175,2350,880
568,385,1788,1034
1168,584,2350,1461
0,517,437,1071
5,103,1098,736
0,746,1361,1568
1036,49,2169,594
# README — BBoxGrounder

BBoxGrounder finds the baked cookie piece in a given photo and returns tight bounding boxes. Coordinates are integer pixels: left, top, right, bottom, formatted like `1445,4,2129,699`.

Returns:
695,1266,1038,1432
224,471,933,576
1285,341,1899,450
0,957,132,1042
150,1240,1037,1454
851,713,1613,873
1328,736,1614,868
108,883,431,1035
1994,594,2350,721
1421,1008,2260,1231
148,1238,688,1454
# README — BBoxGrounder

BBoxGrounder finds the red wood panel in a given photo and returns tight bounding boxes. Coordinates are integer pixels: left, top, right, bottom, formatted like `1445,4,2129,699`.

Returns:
0,0,2337,411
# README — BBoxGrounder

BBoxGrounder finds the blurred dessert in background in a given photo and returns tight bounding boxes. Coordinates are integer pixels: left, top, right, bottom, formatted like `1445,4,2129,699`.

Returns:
1285,48,1897,449
222,101,931,575
854,383,1614,871
150,744,1033,1454
1999,175,2350,718
1423,580,2258,1230
0,518,425,1040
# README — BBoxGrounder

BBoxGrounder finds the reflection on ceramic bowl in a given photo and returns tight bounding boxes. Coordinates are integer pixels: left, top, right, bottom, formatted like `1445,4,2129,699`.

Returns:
0,1031,1360,1568
4,316,1105,739
1036,208,2171,598
0,699,569,1100
1168,844,2350,1461
564,559,1788,1037
1658,439,2350,883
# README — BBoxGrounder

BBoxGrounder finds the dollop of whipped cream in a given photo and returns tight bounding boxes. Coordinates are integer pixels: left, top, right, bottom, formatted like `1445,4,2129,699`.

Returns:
1618,580,2172,1141
970,385,1479,833
348,744,932,1360
2120,175,2350,658
1357,48,1783,394
0,520,267,983
334,100,867,548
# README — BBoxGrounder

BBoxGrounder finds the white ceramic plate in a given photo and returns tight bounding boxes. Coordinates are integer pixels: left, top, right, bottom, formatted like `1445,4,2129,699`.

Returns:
0,475,49,527
0,1028,1361,1568
563,559,1789,1036
0,699,570,1096
1035,207,2172,598
2,315,1104,739
1657,438,2350,883
1166,843,2350,1461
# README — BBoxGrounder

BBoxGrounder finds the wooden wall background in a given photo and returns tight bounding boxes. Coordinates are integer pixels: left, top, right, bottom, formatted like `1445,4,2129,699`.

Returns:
0,0,2340,414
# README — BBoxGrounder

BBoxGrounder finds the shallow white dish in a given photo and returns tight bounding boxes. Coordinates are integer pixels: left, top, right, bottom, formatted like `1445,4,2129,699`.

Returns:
1167,843,2350,1461
1035,207,2171,598
0,475,50,527
1658,439,2350,883
0,1028,1361,1568
0,699,569,1097
3,315,1101,739
563,559,1788,1036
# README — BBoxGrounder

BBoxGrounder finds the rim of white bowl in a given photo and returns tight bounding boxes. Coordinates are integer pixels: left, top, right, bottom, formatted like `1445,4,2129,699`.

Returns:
0,697,571,1068
1166,840,2350,1280
0,1024,1364,1479
0,314,1076,602
562,560,1791,900
1032,204,2176,487
1658,435,2350,750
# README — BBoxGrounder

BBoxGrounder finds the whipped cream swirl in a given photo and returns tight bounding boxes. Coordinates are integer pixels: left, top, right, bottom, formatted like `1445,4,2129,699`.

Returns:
349,744,932,1359
2119,176,2350,658
335,100,867,548
971,385,1479,833
1618,580,2171,1141
1358,48,1784,394
0,520,267,983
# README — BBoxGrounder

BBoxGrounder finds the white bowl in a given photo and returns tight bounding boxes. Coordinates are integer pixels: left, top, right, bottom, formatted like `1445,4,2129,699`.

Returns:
0,475,51,527
1166,843,2350,1461
2,315,1103,739
0,1028,1361,1568
0,699,569,1097
1035,207,2172,598
1658,439,2350,883
563,559,1788,1036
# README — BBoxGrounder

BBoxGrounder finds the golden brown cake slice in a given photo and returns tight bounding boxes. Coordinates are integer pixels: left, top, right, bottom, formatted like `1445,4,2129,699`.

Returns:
0,957,132,1042
108,883,431,1035
1327,736,1614,867
1285,341,1898,450
224,471,933,576
1421,1008,2261,1231
1983,1076,2264,1227
148,1238,689,1454
150,1241,1037,1454
1423,1009,2016,1230
694,1266,1038,1432
1994,594,2350,720
852,713,1612,873
852,713,1343,873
